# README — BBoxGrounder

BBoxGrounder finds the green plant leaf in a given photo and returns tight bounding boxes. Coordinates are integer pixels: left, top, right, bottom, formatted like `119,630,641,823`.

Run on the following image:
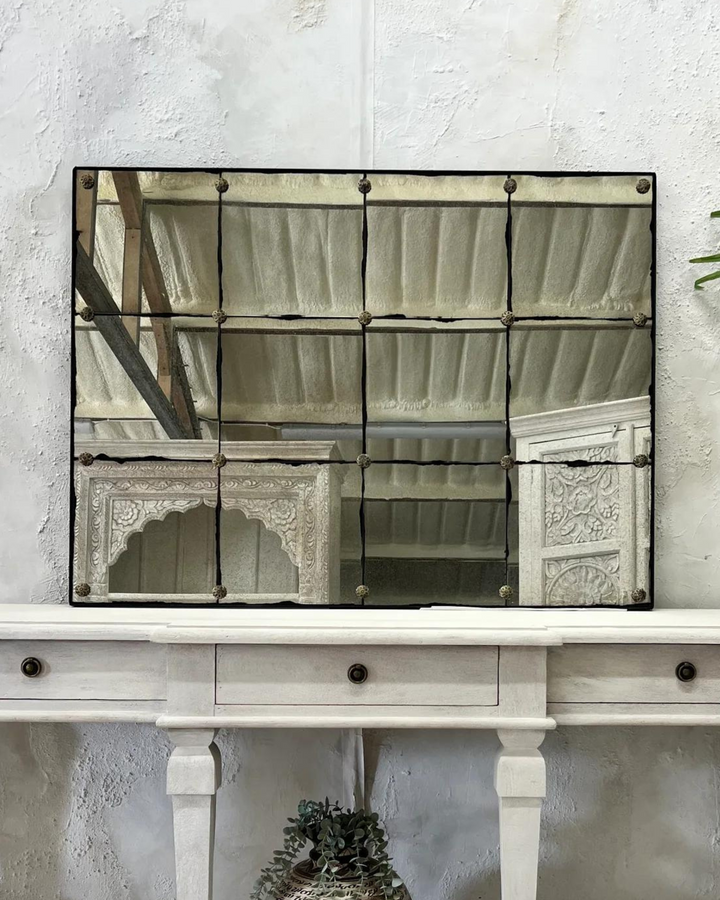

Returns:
690,253,720,264
691,208,720,288
695,270,720,290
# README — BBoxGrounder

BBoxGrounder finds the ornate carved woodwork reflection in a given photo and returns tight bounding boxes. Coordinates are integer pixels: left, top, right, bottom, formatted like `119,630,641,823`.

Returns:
512,396,651,606
73,444,343,604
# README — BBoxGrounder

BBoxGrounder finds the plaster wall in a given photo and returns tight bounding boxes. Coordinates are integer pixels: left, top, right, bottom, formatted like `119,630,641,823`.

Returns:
1,0,720,897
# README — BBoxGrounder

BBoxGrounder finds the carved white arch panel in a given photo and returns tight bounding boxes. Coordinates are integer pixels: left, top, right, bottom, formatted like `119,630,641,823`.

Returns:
74,449,343,605
108,498,208,565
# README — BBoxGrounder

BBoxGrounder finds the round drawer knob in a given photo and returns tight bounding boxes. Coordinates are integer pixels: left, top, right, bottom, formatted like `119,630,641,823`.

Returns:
348,663,368,685
676,661,697,683
21,657,43,678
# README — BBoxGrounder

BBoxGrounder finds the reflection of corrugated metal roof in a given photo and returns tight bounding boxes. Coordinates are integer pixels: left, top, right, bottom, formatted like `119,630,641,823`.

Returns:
509,327,651,418
512,206,651,316
76,324,651,428
80,178,651,565
341,499,507,560
330,457,506,504
93,192,650,318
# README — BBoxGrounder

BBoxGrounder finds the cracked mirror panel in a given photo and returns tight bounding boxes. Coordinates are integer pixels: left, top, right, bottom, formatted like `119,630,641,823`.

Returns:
510,174,652,319
72,169,654,608
73,313,214,447
511,462,650,607
75,169,221,317
75,457,219,603
361,463,507,607
219,504,300,603
216,172,362,317
365,325,507,463
508,324,652,463
366,175,508,319
220,325,363,446
108,500,217,600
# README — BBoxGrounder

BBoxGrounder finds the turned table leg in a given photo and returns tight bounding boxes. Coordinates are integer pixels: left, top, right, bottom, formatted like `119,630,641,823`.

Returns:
494,729,546,900
166,728,221,900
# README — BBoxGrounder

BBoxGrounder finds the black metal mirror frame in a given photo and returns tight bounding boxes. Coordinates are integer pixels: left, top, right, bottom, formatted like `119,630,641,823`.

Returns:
70,167,656,610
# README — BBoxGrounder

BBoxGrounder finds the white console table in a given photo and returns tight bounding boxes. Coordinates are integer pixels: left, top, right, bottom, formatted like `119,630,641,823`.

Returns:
2,605,719,900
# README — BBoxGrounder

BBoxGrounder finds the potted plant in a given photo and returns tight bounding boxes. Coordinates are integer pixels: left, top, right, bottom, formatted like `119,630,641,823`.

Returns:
251,799,409,900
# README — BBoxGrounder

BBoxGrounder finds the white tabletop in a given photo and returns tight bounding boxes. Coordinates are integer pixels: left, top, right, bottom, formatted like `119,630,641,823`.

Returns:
0,605,718,645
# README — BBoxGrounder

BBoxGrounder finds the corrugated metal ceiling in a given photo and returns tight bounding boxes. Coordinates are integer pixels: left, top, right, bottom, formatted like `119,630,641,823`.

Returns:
76,323,651,426
92,199,651,318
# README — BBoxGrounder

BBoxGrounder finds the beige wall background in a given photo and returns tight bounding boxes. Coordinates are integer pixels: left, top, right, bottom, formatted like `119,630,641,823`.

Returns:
1,0,720,897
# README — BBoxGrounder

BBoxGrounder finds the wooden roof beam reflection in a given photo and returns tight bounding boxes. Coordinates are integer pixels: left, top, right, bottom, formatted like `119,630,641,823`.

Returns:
75,243,191,441
111,170,202,439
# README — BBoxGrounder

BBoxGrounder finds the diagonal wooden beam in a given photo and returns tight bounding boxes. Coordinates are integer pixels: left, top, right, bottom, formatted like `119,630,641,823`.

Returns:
112,171,143,229
112,171,202,438
121,225,142,342
75,242,191,440
171,329,202,439
75,169,98,262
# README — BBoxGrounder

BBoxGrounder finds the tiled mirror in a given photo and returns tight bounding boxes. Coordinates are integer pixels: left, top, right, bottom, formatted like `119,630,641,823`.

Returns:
72,169,654,607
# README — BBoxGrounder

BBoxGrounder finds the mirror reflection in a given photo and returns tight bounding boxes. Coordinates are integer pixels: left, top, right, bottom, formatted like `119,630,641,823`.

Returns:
360,463,508,607
73,169,653,608
511,175,652,318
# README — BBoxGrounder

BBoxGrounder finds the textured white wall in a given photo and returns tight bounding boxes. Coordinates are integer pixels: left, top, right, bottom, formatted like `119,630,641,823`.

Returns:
1,0,720,897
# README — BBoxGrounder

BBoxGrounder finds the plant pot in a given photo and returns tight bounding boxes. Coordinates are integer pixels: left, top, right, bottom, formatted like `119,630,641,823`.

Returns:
274,859,410,900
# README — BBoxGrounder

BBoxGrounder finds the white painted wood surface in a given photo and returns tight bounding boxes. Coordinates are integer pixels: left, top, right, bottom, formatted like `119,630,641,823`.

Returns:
498,647,547,719
158,711,556,730
167,644,216,716
495,729,546,900
166,728,221,900
0,639,166,700
216,644,499,706
549,703,720,726
548,644,720,703
6,605,720,643
2,605,720,899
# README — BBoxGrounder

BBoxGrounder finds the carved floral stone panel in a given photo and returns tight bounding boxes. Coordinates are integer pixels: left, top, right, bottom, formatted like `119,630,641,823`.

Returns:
512,397,651,606
74,451,343,605
543,447,619,547
544,554,621,606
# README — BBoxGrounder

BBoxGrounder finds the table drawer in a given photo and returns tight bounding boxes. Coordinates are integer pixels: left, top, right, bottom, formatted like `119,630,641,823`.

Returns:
548,645,720,704
216,645,498,707
0,641,167,701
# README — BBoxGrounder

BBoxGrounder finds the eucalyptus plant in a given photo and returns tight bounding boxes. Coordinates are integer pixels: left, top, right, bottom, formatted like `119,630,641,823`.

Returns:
691,208,720,289
251,799,406,900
